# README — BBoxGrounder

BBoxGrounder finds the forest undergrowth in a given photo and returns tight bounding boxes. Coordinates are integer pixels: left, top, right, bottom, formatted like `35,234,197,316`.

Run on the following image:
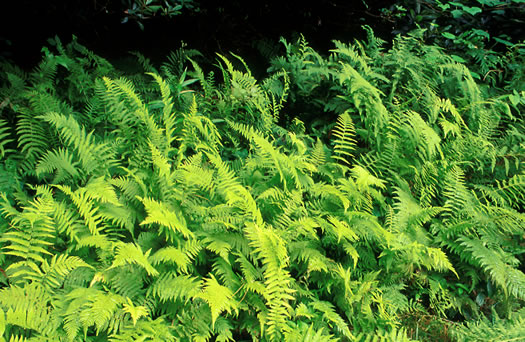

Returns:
0,27,524,341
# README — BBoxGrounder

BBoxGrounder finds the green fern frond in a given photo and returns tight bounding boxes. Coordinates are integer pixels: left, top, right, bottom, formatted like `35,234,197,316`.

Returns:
245,223,295,341
355,326,415,342
106,265,145,299
331,111,357,165
39,111,113,176
0,283,55,337
109,241,159,277
139,197,193,240
475,172,525,209
442,165,470,223
150,246,191,273
62,287,127,338
310,300,353,340
195,274,238,329
109,317,177,342
284,323,339,342
147,72,179,157
0,191,56,267
206,152,263,224
37,254,93,289
0,118,14,159
457,236,525,300
147,272,202,303
35,147,80,182
308,138,327,169
54,184,104,235
450,309,525,342
16,107,51,166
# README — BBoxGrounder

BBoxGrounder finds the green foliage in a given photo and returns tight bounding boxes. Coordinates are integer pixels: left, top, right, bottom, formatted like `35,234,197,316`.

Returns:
0,29,524,341
379,0,525,87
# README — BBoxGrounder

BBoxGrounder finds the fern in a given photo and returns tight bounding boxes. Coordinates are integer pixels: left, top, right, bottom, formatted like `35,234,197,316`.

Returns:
245,222,295,340
1,30,524,341
331,111,357,165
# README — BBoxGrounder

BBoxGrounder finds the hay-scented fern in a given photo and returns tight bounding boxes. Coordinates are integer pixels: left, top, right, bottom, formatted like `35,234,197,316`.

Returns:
0,30,523,341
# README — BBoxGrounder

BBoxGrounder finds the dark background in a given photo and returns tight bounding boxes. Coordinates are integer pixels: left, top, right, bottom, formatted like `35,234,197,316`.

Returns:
0,1,397,69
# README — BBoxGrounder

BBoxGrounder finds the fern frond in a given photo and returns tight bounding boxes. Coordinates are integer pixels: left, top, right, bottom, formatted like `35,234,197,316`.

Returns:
109,242,159,277
475,172,525,209
206,152,262,224
150,246,191,273
147,272,202,303
39,111,113,176
310,300,353,340
0,191,56,269
54,184,104,235
457,236,525,300
0,118,14,159
35,147,80,182
0,283,55,336
139,197,193,240
331,111,357,165
284,323,339,342
442,165,470,223
195,274,238,329
245,223,295,341
37,254,93,289
450,309,525,342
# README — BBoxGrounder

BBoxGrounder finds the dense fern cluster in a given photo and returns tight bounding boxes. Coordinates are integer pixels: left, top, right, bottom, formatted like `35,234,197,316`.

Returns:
0,29,523,341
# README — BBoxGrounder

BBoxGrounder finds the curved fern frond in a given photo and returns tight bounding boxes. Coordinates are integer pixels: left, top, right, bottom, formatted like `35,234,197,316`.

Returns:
139,197,193,240
109,241,159,277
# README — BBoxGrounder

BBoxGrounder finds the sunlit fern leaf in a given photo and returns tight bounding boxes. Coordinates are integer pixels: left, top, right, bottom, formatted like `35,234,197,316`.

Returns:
331,111,357,166
39,111,113,176
0,192,55,270
109,241,159,277
405,111,443,161
109,317,177,342
16,108,51,165
206,152,263,225
0,283,55,337
147,73,178,157
36,254,93,290
336,63,389,145
442,165,470,224
351,165,386,192
106,265,145,299
63,287,127,338
54,184,104,235
355,326,415,342
475,172,525,209
194,274,238,329
147,272,202,303
150,246,191,273
35,146,81,183
308,138,327,169
245,223,295,341
289,240,332,274
139,197,193,240
284,323,339,342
